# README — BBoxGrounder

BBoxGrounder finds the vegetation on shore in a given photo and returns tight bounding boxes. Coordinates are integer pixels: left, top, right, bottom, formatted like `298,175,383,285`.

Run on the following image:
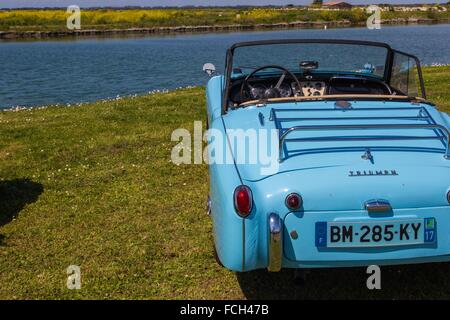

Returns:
0,7,449,33
0,66,449,299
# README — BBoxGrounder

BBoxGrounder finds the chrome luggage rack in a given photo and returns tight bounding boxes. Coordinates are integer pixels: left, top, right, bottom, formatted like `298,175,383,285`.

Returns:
269,106,450,162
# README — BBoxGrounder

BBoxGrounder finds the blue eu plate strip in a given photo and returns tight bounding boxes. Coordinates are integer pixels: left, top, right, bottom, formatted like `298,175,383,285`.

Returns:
424,217,436,243
315,222,327,248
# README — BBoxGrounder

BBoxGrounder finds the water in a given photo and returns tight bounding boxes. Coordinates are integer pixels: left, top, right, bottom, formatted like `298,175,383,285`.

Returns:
0,24,449,109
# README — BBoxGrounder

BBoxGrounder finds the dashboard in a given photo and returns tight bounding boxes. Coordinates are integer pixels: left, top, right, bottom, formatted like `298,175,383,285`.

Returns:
299,81,326,97
229,75,393,106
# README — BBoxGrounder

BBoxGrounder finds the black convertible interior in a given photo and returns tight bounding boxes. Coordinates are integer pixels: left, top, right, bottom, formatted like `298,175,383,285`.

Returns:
228,63,398,106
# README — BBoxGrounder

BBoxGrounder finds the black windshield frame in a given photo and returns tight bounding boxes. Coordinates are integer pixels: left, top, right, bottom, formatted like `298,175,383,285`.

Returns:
221,39,426,114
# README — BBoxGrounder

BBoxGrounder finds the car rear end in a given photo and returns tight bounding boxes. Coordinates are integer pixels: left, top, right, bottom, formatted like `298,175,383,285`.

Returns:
229,100,450,271
253,159,450,270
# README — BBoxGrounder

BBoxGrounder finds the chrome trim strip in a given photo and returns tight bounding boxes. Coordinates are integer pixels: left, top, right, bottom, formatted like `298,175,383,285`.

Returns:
279,123,450,162
268,213,282,272
365,199,392,212
206,196,211,216
275,106,426,111
285,135,446,143
276,116,431,122
242,218,246,272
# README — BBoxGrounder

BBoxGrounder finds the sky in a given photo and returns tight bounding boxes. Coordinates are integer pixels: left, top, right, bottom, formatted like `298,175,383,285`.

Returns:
0,0,444,9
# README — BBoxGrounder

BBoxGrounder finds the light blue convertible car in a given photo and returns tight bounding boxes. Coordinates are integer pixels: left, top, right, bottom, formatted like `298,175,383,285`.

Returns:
204,39,450,272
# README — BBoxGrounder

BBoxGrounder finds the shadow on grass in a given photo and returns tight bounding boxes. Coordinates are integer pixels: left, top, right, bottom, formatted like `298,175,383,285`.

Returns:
237,262,450,299
0,178,43,245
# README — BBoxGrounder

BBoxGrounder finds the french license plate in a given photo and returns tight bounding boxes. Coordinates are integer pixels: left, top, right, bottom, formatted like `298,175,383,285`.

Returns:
315,218,436,248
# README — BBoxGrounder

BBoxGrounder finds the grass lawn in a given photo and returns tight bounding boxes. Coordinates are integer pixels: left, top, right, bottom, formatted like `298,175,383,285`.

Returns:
0,66,449,299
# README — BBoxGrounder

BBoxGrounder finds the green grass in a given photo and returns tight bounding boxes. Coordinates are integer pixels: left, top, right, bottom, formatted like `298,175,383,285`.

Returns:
0,66,449,299
0,7,449,32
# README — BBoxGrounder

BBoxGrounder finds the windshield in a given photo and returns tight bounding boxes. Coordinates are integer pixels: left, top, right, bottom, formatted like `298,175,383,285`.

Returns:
231,42,389,79
222,40,426,112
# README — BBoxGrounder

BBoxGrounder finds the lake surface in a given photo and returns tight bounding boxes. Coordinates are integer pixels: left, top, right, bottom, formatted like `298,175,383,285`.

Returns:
1,24,449,109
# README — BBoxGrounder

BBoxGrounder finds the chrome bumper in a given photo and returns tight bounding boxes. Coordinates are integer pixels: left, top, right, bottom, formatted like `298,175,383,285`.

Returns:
268,213,282,272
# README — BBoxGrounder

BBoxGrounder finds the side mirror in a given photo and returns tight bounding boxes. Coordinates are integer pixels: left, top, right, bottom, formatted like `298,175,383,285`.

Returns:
203,63,216,77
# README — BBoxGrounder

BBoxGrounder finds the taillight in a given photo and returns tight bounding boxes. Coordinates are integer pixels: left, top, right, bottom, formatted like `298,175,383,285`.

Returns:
285,193,302,211
234,185,253,217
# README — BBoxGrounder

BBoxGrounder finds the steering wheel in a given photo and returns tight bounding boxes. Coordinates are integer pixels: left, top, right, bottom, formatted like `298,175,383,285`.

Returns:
240,65,302,103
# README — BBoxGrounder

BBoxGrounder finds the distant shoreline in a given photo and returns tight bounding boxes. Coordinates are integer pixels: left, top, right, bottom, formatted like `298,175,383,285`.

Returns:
1,18,449,40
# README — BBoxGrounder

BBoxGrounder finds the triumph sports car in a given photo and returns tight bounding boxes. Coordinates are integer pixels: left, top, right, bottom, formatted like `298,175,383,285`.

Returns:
204,39,450,272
